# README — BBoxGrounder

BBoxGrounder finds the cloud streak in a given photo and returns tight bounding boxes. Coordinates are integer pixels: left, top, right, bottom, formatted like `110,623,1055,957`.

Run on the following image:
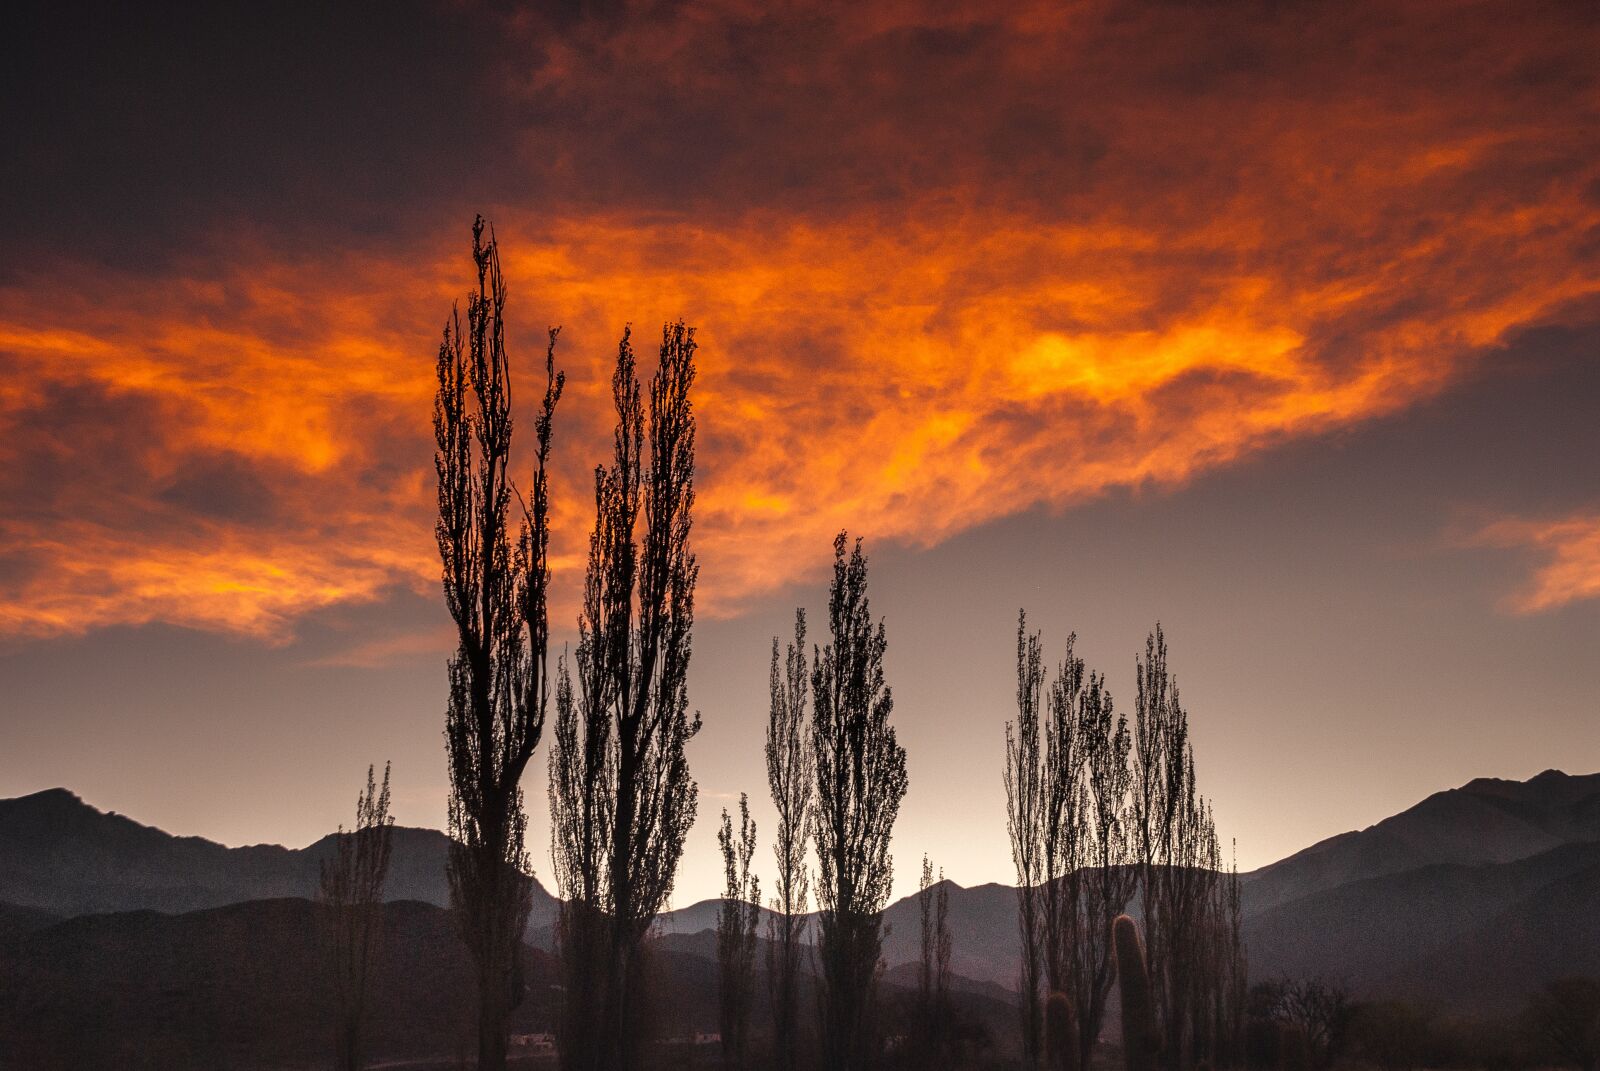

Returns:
1473,513,1600,614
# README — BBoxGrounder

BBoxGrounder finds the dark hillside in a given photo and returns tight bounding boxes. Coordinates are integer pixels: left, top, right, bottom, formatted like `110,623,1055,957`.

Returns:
1242,770,1600,914
0,788,559,928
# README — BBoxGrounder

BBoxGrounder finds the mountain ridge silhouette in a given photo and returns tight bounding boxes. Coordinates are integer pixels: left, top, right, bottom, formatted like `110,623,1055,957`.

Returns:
3,769,1596,1012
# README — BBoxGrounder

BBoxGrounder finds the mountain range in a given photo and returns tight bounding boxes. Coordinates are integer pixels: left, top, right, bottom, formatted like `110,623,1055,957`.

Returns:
1,769,1596,1066
0,786,560,929
1241,769,1600,914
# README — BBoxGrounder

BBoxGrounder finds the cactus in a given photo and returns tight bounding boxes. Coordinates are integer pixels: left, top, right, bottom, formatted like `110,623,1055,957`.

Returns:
1045,989,1080,1071
1114,914,1159,1071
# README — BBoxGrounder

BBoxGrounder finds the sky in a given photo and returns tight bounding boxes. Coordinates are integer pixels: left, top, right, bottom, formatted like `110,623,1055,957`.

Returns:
1,0,1597,906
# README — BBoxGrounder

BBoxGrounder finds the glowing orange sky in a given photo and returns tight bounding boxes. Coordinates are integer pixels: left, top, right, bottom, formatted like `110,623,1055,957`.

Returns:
3,0,1600,902
2,0,1598,642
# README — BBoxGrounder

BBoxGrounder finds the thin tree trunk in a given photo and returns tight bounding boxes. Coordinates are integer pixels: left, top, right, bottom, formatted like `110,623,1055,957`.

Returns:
477,970,510,1071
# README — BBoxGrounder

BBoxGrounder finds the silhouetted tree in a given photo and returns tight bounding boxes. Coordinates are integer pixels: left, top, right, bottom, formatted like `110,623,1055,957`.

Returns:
549,657,605,1069
1073,669,1136,1068
812,532,908,1071
319,762,394,1071
914,854,953,1069
435,217,564,1071
717,794,760,1071
1040,631,1088,1013
1131,627,1178,1060
1213,844,1248,1066
1006,615,1048,1069
1130,625,1225,1070
1010,613,1129,1066
1252,977,1352,1069
1284,977,1352,1067
550,322,701,1071
766,609,812,1071
1186,812,1228,1065
1012,620,1239,1069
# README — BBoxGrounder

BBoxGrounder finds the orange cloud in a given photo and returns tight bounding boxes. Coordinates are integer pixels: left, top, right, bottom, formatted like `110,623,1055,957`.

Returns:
1,0,1596,639
1473,513,1600,614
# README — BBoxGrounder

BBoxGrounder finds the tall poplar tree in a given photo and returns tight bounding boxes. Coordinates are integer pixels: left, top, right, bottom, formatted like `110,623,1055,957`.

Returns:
766,610,812,1071
550,322,701,1071
319,763,394,1071
1073,674,1137,1068
717,794,760,1071
1009,614,1134,1067
812,532,907,1071
1131,625,1225,1071
1006,615,1048,1069
434,217,563,1071
915,855,954,1069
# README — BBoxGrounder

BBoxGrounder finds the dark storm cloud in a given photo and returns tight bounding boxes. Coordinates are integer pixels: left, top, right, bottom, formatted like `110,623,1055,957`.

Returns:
157,458,280,526
0,379,174,523
1,0,522,272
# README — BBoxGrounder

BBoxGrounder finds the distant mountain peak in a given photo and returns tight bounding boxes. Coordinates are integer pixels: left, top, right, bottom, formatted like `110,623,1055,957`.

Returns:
0,786,556,922
11,787,87,809
1245,768,1600,915
921,876,967,894
1460,769,1599,806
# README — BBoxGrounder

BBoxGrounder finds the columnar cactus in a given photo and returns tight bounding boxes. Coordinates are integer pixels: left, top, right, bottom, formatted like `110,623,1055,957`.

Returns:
1046,989,1080,1071
1114,914,1159,1071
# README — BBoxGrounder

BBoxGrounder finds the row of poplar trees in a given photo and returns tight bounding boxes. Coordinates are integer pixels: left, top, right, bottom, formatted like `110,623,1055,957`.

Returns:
431,219,913,1071
1006,616,1247,1071
716,535,913,1071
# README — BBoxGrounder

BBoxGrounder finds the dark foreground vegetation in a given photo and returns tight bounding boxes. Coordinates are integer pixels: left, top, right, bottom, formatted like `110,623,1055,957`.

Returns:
0,891,1593,1071
0,896,1018,1070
